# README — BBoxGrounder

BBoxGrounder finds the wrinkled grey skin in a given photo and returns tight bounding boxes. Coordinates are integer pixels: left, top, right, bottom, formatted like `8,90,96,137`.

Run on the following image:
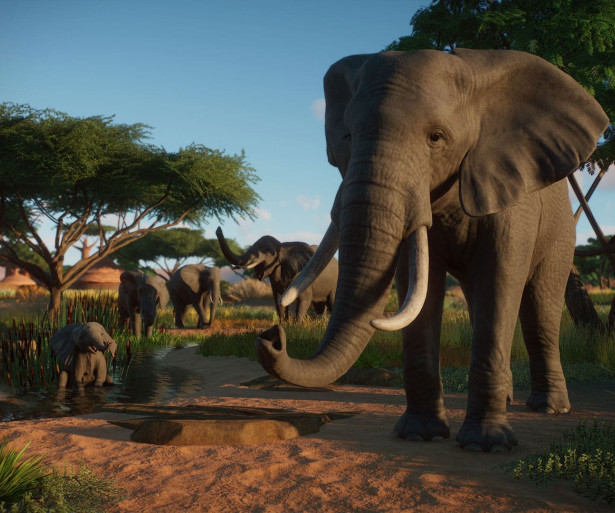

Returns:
118,271,170,337
216,227,338,321
255,49,609,451
50,322,117,390
167,264,221,328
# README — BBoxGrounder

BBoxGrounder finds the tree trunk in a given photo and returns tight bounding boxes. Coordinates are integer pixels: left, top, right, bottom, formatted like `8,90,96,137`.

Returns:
565,266,604,331
48,286,63,320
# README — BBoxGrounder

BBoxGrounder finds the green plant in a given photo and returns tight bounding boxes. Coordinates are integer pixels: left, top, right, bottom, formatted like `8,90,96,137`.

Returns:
509,421,615,504
0,440,47,505
0,462,126,513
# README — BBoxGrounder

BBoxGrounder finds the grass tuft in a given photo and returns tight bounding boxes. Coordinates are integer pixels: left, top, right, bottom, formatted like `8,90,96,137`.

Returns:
0,441,48,505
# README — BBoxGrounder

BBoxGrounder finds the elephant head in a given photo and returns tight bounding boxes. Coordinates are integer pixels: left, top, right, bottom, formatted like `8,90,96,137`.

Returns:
216,228,279,281
120,271,169,328
216,227,313,284
73,322,118,358
256,49,608,387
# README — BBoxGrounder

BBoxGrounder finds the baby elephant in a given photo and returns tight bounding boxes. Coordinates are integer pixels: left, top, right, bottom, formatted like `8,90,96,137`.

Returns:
50,322,117,390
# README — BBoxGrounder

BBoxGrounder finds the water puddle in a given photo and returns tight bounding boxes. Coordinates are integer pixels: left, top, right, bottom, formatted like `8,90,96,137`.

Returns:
0,346,205,422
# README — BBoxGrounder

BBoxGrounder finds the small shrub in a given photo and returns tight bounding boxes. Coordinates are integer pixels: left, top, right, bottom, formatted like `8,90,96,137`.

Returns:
509,421,615,504
1,462,126,513
0,440,48,505
227,279,272,301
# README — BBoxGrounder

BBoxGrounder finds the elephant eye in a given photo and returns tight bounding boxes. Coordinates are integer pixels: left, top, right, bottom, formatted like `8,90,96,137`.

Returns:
343,133,351,141
429,130,444,143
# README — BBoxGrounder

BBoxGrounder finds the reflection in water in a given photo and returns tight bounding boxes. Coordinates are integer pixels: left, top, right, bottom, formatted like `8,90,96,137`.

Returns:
0,346,205,422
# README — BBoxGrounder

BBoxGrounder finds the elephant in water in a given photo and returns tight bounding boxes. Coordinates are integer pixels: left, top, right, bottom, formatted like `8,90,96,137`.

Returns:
118,270,169,337
167,264,221,328
216,227,338,321
50,322,117,390
255,49,608,451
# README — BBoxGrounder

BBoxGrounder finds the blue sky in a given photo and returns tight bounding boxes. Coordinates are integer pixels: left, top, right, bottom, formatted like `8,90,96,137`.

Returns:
2,0,613,266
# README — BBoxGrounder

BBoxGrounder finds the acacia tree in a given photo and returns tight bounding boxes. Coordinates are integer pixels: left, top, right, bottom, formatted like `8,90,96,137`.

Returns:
389,0,615,330
0,103,259,315
111,227,244,278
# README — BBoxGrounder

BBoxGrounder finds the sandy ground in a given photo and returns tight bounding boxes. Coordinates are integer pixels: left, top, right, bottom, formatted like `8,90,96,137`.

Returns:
2,346,615,513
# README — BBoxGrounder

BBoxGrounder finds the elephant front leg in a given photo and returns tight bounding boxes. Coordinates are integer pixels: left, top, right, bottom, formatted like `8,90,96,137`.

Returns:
58,370,69,388
174,304,187,329
131,307,142,337
295,290,313,321
195,294,209,329
456,282,525,452
144,323,154,337
396,252,451,442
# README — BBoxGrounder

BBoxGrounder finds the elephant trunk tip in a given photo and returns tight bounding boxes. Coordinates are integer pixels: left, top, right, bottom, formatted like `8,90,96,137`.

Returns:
255,324,289,378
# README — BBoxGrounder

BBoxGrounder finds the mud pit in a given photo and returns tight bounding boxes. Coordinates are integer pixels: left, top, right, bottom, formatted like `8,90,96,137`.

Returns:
106,404,355,445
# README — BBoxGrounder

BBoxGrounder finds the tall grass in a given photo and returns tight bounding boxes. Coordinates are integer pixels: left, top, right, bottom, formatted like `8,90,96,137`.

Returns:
198,293,615,389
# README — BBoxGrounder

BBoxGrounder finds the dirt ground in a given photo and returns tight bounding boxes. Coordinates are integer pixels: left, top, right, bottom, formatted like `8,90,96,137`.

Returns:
1,345,614,513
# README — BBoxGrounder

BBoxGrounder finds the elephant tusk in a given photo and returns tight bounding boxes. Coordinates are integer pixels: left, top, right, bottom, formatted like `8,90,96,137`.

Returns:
243,260,261,270
370,225,429,331
280,222,340,307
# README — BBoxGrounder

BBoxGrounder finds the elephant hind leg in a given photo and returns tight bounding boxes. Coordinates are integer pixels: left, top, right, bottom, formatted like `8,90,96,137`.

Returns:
519,254,571,414
312,302,326,316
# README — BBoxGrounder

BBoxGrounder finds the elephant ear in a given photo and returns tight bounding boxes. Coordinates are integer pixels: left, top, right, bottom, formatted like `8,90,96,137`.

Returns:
324,54,372,174
50,324,80,367
156,277,170,308
280,243,314,284
456,48,609,216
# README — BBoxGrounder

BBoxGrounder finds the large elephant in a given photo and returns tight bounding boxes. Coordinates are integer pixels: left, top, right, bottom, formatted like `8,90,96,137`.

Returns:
167,264,221,328
216,227,338,321
50,322,117,390
255,49,608,451
118,270,170,337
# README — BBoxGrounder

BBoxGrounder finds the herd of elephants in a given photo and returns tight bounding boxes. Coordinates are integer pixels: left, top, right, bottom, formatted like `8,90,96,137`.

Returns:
50,49,609,453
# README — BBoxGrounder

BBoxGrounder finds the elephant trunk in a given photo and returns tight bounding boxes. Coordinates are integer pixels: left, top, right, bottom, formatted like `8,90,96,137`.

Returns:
257,158,431,387
208,268,221,325
216,227,249,266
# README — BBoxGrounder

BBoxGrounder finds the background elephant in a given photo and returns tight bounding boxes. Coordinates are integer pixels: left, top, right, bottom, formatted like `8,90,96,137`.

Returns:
216,227,338,321
118,270,170,337
255,49,608,451
50,322,117,389
167,264,221,328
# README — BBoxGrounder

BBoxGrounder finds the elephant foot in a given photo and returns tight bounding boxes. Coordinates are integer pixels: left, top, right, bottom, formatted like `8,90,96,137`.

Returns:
394,410,451,441
526,390,570,414
456,418,518,452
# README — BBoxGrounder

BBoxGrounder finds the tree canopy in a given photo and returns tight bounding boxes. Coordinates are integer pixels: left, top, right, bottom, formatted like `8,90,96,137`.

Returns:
0,103,260,313
111,227,244,278
387,0,615,169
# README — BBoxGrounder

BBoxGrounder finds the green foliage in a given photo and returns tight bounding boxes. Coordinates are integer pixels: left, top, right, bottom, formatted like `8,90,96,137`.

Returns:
509,421,615,504
112,227,228,274
0,441,47,505
0,461,126,513
387,0,615,170
574,237,615,287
